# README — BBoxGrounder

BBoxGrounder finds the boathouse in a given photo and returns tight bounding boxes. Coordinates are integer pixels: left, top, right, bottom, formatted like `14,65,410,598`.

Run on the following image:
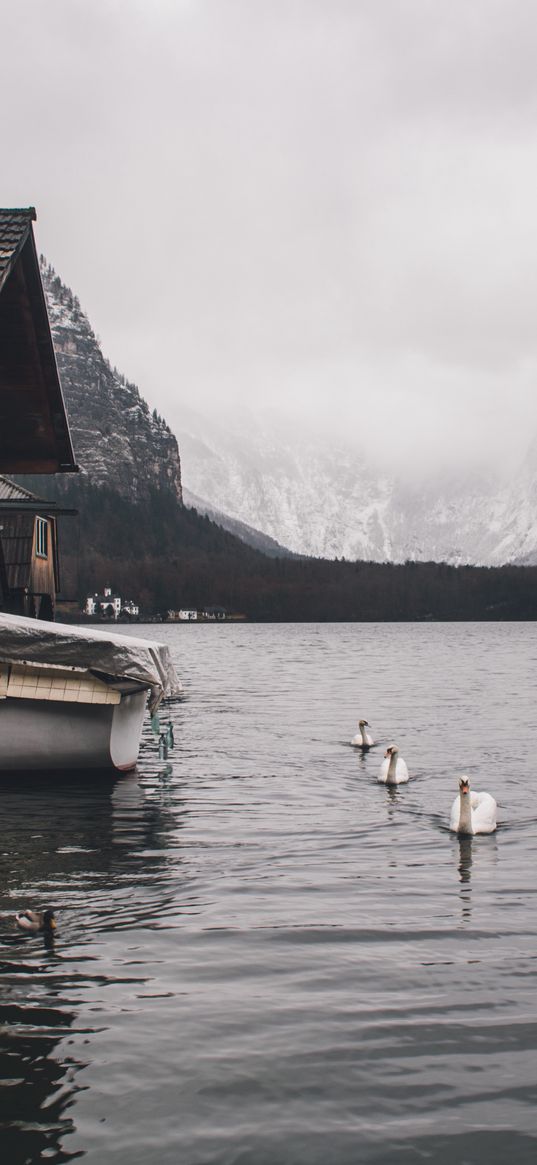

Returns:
0,207,77,618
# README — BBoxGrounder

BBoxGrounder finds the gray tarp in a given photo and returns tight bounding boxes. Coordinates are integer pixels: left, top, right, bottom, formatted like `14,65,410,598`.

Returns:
0,613,181,710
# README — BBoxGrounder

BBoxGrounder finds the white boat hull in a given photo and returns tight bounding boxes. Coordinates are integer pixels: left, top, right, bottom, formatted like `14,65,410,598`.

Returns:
0,690,147,772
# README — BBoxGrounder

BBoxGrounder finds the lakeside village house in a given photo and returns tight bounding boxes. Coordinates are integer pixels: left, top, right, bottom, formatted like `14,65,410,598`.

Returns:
0,208,77,620
84,587,139,620
168,606,227,621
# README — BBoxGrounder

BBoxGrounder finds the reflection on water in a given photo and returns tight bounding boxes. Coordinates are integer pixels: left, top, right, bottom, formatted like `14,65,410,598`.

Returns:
1,623,537,1164
0,762,191,1162
457,834,473,923
0,995,82,1165
455,830,500,927
457,834,473,883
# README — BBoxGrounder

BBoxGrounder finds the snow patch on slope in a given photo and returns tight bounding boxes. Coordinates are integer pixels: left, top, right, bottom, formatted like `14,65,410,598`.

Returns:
176,406,537,565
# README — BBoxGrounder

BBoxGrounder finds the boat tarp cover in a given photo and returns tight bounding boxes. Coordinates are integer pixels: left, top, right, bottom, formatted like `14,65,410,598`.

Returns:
0,614,181,710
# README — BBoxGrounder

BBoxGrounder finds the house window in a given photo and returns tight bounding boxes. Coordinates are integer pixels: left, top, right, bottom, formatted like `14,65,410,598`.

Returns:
35,517,48,558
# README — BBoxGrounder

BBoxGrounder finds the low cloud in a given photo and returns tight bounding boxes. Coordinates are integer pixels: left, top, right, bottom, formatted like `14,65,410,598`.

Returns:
3,0,537,472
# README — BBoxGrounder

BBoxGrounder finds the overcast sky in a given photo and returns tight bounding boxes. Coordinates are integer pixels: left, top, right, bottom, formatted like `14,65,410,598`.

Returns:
3,0,537,472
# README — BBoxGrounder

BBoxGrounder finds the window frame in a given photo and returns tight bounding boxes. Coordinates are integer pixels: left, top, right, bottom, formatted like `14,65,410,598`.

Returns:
35,516,49,559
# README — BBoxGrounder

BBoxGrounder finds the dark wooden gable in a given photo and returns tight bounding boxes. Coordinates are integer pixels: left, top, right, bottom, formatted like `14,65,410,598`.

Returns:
0,536,8,607
0,510,59,618
0,208,77,474
1,512,35,590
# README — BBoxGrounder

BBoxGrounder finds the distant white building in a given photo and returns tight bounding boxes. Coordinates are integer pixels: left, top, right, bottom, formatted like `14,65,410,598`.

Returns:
84,586,137,620
122,599,140,618
178,609,198,621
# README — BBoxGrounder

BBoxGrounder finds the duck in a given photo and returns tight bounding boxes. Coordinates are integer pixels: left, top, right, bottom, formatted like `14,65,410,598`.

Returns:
449,778,497,835
378,745,409,785
351,719,374,748
15,908,57,934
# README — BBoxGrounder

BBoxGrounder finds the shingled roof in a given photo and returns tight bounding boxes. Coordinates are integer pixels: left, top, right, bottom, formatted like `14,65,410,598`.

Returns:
0,474,41,502
0,473,77,516
0,207,77,474
0,208,36,295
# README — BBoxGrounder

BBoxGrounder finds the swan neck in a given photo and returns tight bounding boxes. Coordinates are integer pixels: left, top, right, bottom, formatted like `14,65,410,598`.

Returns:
458,792,473,834
387,752,398,779
360,724,367,744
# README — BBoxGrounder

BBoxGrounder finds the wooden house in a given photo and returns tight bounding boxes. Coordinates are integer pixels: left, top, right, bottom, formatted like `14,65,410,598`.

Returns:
0,476,64,619
0,207,77,618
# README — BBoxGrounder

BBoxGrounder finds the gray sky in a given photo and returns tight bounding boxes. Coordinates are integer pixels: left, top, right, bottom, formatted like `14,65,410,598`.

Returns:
3,0,537,472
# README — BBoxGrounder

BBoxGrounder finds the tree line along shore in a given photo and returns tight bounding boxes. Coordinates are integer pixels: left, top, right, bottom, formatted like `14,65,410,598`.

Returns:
25,477,536,622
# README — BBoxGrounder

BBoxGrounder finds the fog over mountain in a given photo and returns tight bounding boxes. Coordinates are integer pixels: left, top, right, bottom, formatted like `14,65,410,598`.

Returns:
40,251,537,573
176,403,537,566
37,253,537,568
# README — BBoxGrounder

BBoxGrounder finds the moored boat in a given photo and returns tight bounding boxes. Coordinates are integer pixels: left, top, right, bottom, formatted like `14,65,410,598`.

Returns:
0,613,181,772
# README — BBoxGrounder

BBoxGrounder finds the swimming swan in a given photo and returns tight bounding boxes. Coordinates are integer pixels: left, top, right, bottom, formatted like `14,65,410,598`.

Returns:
449,778,497,835
351,719,374,748
378,745,409,785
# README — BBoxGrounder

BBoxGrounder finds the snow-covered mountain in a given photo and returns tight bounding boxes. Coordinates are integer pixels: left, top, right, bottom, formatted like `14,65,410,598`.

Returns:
40,258,537,568
175,406,537,565
182,487,297,557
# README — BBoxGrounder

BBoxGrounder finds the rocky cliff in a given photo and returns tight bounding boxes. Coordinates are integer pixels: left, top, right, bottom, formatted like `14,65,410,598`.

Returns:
41,260,182,504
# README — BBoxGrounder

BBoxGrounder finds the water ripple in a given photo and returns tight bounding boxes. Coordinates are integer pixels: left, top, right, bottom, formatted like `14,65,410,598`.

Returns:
1,623,537,1163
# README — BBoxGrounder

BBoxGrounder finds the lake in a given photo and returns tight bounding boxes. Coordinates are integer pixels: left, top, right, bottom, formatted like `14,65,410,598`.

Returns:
1,622,537,1164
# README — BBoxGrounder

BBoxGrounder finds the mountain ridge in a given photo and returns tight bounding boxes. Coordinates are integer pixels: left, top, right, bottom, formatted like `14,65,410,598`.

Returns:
10,257,537,621
40,258,537,571
182,487,297,558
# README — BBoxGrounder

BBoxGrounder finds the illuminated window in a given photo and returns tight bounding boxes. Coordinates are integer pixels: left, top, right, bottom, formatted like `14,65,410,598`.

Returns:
35,517,48,558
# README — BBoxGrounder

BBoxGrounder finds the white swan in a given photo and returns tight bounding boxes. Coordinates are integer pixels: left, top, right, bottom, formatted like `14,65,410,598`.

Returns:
449,777,497,835
351,719,374,748
378,745,409,785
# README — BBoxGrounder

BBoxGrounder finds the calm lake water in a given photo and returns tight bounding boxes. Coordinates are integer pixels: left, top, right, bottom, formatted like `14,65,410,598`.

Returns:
1,622,537,1164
